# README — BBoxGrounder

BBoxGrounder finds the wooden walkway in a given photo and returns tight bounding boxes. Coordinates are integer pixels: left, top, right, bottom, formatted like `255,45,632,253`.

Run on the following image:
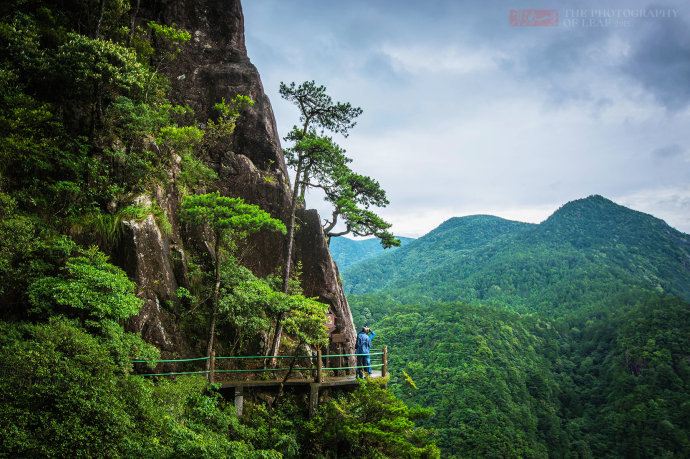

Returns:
219,370,383,389
133,347,389,417
221,371,384,416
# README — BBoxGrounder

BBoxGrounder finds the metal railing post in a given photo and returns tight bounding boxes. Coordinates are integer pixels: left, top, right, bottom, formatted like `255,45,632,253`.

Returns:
382,346,388,377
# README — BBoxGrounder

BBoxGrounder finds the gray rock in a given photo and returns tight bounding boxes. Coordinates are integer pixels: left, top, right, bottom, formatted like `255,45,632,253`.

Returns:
118,0,355,361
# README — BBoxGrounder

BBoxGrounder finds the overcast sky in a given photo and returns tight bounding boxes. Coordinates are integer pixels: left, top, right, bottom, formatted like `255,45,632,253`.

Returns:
243,1,690,237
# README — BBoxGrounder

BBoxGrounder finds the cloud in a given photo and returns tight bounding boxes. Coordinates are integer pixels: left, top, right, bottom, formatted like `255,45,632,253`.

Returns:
243,0,690,237
651,143,685,160
622,15,690,110
381,45,504,75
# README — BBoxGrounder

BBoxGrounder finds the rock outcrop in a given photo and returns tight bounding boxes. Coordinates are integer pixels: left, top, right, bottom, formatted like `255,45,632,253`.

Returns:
124,0,355,358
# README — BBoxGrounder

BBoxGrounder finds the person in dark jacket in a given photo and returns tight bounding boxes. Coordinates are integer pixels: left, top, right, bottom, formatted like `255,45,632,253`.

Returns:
355,326,376,378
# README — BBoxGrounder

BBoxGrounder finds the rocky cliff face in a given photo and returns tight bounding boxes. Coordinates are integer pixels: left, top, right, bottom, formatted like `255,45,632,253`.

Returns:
124,0,355,359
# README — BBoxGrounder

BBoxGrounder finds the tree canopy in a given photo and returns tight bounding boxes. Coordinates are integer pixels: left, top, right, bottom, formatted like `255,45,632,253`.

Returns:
180,192,286,240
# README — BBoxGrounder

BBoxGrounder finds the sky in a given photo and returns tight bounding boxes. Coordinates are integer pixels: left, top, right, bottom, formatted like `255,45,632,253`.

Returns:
243,1,690,237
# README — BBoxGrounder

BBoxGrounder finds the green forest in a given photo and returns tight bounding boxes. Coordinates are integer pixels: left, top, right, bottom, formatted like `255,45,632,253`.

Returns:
0,1,437,457
344,196,690,457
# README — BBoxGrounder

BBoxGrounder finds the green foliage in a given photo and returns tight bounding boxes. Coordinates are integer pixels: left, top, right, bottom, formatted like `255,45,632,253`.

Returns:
105,96,176,146
559,292,690,457
120,202,173,235
204,94,255,149
0,318,276,457
148,377,279,458
353,299,565,457
0,318,145,457
0,68,98,216
146,21,192,69
329,197,399,248
76,211,123,247
28,247,142,322
217,257,329,352
308,378,441,458
214,94,255,120
0,196,77,313
178,153,219,194
176,286,194,302
56,33,153,103
0,16,171,219
320,170,399,247
0,12,49,77
280,84,397,248
158,124,204,148
217,258,276,350
279,81,362,136
0,3,409,458
71,201,172,250
148,21,191,44
0,2,196,228
156,124,218,194
181,192,286,240
239,399,302,456
280,294,329,347
181,191,286,363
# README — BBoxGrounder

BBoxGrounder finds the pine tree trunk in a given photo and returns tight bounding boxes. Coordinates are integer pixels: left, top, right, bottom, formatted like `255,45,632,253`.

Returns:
94,0,105,38
272,340,304,409
127,0,141,46
268,158,303,365
206,234,221,372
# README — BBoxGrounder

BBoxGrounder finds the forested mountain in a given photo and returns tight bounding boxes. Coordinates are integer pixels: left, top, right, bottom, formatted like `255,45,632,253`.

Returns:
344,196,690,457
330,236,413,270
345,195,690,314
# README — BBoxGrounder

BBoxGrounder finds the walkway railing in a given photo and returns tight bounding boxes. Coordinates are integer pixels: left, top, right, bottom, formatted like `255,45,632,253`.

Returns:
133,346,389,383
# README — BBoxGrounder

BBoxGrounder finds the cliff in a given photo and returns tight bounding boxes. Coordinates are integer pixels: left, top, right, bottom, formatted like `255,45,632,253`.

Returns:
123,0,356,358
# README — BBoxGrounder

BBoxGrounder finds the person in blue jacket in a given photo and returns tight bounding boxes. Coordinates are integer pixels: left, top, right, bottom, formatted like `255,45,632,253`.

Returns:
355,326,376,378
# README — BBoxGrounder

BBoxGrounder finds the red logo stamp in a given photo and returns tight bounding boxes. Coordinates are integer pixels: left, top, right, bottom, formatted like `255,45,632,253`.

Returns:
509,9,559,27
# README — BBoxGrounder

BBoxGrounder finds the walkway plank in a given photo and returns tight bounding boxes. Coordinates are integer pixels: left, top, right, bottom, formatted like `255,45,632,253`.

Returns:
219,371,383,389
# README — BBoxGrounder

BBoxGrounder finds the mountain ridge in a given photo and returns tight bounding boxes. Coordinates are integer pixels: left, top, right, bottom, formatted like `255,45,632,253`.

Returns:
343,195,690,312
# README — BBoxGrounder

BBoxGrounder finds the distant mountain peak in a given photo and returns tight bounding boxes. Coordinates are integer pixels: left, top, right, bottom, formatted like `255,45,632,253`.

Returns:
557,194,619,210
434,214,529,232
572,194,617,205
443,214,515,224
546,195,639,224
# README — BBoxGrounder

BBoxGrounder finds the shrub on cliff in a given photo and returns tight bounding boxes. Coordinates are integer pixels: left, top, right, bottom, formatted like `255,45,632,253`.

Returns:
307,378,441,458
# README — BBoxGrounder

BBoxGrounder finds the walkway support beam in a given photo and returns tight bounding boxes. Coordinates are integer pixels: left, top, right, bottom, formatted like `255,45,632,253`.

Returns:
309,383,319,418
234,386,244,416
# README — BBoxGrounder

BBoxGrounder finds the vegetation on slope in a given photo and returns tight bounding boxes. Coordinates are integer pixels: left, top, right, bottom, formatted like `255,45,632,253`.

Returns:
344,197,690,457
350,293,690,457
0,1,437,457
